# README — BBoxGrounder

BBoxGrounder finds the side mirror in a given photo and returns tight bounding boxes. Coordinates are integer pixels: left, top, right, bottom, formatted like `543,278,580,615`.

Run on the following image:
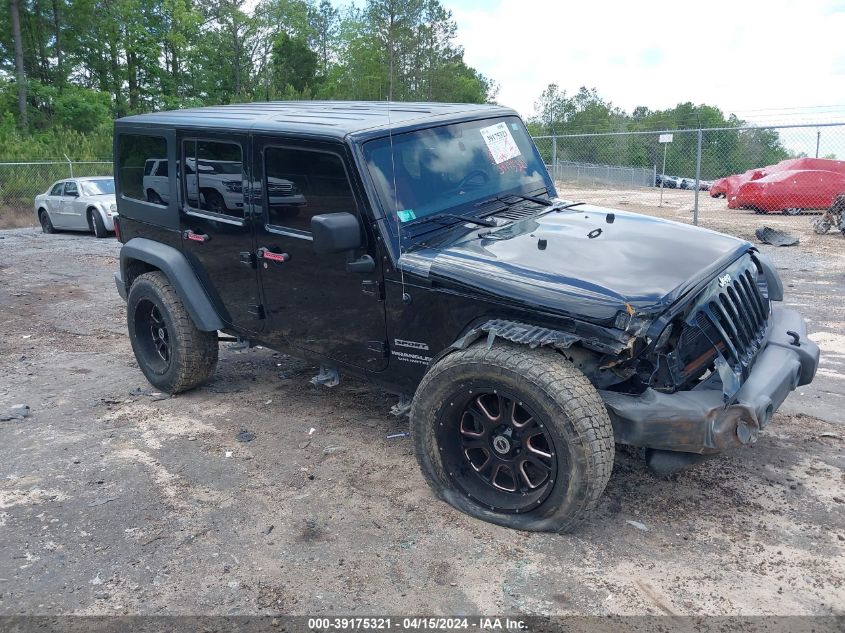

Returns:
311,212,363,254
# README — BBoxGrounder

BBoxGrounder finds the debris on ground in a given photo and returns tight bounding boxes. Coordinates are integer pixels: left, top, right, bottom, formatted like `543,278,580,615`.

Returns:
235,429,256,443
128,387,170,401
387,431,411,439
626,519,649,531
88,497,118,507
1,404,30,421
323,446,347,455
310,366,340,388
755,226,800,246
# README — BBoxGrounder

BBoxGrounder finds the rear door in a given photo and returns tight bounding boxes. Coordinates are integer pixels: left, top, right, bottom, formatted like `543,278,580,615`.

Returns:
252,137,388,371
44,182,65,224
177,132,264,334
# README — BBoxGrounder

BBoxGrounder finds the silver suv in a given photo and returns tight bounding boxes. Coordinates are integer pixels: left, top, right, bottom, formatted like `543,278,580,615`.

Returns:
143,158,305,211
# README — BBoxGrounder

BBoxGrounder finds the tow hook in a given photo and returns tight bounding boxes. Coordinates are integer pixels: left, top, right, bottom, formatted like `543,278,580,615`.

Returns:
786,330,801,346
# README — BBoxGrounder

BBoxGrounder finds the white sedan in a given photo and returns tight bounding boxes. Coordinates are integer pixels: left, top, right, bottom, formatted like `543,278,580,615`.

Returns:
34,177,117,238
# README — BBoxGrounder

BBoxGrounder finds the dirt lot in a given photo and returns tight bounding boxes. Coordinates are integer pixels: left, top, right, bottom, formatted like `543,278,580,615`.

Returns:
1,192,844,617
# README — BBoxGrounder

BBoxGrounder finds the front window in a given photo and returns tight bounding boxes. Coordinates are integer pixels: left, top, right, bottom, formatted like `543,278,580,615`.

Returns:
81,179,115,196
363,116,553,233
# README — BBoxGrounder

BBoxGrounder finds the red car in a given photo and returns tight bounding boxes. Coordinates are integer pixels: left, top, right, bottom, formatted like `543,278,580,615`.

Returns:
766,157,845,174
710,169,764,200
735,169,845,214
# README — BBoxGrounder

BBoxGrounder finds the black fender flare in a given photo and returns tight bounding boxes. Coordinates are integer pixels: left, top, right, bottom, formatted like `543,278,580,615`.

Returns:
430,318,584,368
116,237,224,332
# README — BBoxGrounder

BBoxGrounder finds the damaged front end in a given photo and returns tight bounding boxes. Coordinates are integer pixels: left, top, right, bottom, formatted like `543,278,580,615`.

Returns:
600,252,819,457
633,253,771,402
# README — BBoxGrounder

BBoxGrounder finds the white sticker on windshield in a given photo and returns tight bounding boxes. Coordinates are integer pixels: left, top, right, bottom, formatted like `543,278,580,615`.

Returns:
479,122,522,165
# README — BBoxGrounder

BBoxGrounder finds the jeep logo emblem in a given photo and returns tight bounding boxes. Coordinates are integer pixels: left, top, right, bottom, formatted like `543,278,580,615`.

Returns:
718,273,732,288
492,435,511,455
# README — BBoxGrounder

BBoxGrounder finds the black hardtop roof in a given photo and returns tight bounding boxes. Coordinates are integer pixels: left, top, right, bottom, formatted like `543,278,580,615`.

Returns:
115,101,518,141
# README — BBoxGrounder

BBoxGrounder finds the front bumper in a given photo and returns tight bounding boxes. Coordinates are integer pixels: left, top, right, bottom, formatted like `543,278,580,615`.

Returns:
600,307,820,454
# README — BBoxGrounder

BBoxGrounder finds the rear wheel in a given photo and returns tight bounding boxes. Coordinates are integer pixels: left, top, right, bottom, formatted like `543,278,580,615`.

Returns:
411,343,614,532
127,271,218,394
783,207,802,216
39,209,55,234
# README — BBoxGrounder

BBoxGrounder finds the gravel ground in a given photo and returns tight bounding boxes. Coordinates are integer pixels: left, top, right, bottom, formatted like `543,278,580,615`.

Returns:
0,199,843,617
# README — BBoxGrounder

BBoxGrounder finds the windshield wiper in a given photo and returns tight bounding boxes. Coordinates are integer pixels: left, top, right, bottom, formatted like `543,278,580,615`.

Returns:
475,193,553,208
407,212,496,229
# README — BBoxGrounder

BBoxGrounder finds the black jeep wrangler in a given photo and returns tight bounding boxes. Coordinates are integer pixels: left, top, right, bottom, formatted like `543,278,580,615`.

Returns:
113,102,819,532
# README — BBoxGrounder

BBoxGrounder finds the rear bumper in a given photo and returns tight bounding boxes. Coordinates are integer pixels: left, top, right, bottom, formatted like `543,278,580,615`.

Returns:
600,307,819,454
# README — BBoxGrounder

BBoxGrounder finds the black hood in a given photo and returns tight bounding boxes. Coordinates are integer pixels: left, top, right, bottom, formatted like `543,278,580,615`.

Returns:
399,205,751,324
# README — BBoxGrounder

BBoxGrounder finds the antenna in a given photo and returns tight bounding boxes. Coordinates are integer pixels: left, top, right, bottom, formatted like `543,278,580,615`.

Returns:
386,98,409,304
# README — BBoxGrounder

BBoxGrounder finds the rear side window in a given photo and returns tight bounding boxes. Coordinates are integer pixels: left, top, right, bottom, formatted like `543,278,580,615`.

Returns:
263,147,355,232
154,161,169,177
182,140,245,219
118,135,168,206
50,183,64,196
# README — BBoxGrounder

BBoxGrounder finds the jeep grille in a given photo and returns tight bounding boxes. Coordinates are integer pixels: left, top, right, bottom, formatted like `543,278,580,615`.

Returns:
677,257,770,383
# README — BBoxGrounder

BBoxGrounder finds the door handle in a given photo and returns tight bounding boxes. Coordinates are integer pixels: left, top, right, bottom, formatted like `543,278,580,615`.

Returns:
257,247,290,264
183,230,210,243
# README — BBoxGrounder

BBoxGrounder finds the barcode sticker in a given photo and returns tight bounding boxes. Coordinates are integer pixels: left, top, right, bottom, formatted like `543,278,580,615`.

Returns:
480,122,521,165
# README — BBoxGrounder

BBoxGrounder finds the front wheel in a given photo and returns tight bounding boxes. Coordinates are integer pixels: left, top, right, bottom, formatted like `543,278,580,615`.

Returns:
411,343,614,532
127,271,218,394
88,208,109,238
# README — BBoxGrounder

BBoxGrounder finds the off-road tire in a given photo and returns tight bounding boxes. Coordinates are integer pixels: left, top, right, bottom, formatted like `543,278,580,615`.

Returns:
39,209,55,234
88,208,109,238
411,342,614,532
127,271,218,394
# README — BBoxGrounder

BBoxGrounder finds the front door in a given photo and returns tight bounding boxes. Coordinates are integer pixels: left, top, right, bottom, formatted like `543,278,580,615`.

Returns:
252,137,387,371
59,180,86,229
177,132,263,334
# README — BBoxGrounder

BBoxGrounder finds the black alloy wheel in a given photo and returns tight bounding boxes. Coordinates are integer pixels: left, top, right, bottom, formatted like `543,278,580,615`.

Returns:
133,298,171,373
437,388,559,513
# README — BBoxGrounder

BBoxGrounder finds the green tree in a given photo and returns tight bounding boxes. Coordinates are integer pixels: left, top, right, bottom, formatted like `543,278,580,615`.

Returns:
271,31,317,94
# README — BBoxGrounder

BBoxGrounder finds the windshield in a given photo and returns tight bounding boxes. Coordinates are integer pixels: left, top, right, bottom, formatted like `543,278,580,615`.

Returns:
80,179,115,196
363,116,553,231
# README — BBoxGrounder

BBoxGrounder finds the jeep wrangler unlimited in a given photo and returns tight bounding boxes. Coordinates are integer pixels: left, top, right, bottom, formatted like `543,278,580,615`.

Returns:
113,102,819,532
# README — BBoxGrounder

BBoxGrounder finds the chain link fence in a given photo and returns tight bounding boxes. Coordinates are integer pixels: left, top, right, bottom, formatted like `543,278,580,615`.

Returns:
0,160,113,228
4,123,845,237
533,123,845,237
